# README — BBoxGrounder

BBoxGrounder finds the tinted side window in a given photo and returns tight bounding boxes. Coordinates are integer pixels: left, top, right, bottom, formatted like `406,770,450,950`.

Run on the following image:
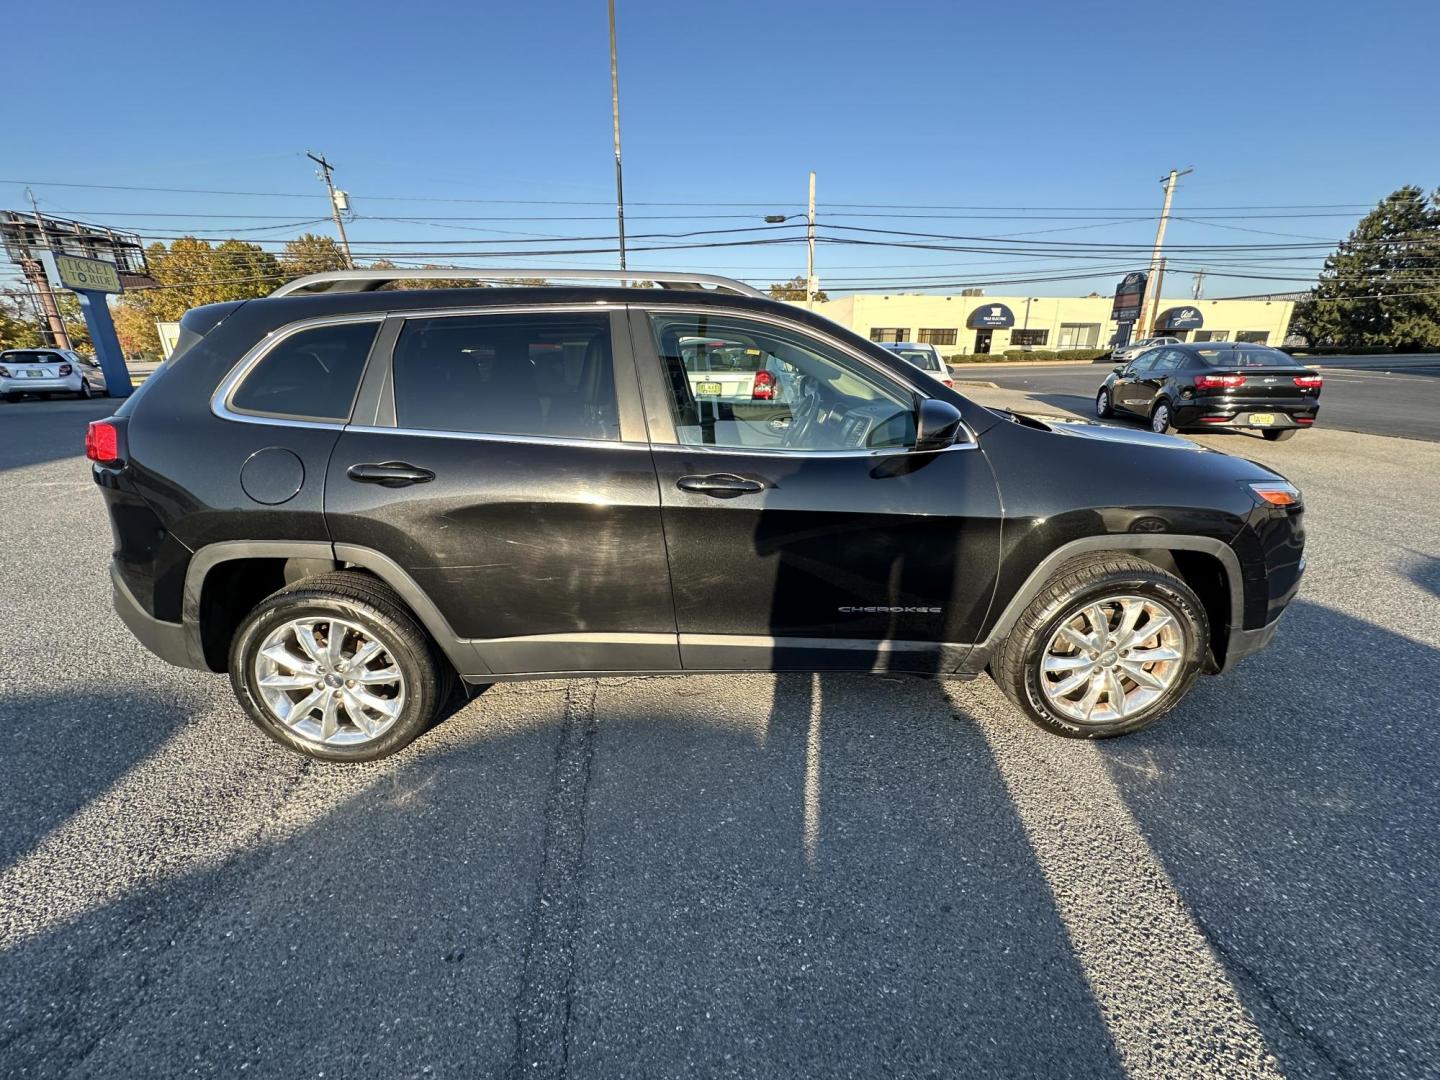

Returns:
649,311,914,452
230,321,378,421
1151,349,1186,373
1128,351,1159,373
392,312,618,441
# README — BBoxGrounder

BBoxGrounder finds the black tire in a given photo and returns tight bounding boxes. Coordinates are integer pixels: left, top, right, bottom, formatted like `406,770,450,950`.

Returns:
1261,428,1296,442
1095,386,1114,419
77,379,92,400
2,393,19,403
991,554,1209,739
1149,398,1174,434
228,570,451,762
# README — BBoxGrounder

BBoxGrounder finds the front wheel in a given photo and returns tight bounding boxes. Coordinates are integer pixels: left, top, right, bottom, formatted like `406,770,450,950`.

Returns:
992,554,1209,738
1095,387,1114,418
228,571,449,761
77,379,92,399
1262,428,1297,442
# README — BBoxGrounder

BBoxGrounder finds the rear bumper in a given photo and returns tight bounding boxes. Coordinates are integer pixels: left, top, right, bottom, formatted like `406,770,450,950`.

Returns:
110,560,207,670
1220,615,1282,672
1175,398,1319,430
1,375,82,394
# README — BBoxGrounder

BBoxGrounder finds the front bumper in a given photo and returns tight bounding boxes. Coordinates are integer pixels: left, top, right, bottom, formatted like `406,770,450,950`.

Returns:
110,561,207,670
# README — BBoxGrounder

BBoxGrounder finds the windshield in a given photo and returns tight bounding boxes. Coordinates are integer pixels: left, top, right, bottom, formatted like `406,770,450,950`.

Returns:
1196,346,1300,369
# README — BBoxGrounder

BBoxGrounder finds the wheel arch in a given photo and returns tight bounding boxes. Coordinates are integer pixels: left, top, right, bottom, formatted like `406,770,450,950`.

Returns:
184,540,486,676
965,535,1243,674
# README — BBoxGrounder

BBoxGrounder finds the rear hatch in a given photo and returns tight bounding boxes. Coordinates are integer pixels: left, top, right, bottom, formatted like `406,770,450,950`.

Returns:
1,351,67,379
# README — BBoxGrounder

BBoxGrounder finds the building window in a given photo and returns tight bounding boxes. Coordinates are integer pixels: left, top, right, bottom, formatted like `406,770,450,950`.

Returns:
1010,329,1049,347
1236,331,1269,344
1193,330,1230,342
869,327,909,343
1057,323,1101,349
917,328,957,346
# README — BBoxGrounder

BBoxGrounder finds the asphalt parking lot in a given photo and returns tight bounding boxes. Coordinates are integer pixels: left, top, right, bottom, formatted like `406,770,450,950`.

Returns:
968,353,1440,442
2,395,1438,1079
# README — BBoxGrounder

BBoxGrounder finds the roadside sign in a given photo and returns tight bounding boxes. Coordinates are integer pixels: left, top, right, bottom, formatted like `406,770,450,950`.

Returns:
1112,272,1146,322
51,252,123,294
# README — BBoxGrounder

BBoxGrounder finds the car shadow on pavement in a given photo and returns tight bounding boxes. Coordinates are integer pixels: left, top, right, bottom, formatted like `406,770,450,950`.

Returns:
0,398,119,474
1098,598,1440,1079
0,687,194,874
0,673,1134,1080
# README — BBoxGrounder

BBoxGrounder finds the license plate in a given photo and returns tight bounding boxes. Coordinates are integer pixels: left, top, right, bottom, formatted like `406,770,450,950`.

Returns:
1248,413,1275,426
695,381,723,396
25,370,45,378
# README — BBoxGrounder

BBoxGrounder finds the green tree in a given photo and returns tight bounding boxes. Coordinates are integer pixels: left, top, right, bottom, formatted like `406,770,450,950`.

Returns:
768,275,829,302
113,236,281,355
1291,186,1440,348
281,233,349,278
0,295,44,350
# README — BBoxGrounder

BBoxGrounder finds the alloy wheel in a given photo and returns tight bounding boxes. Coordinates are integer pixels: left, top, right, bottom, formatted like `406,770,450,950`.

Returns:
1039,594,1185,726
252,616,406,746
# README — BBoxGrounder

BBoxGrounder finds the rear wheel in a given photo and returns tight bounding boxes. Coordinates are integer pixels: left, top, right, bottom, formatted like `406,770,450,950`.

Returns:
77,379,92,399
992,554,1209,738
1095,386,1114,418
228,571,449,761
1149,399,1173,433
1261,428,1297,442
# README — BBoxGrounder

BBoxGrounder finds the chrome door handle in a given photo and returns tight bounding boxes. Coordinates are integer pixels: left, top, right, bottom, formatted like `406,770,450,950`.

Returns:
347,461,435,487
676,473,766,498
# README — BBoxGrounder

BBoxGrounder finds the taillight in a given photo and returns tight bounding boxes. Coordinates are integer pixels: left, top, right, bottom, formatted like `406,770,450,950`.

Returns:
943,378,954,388
1293,374,1323,389
0,365,10,377
58,363,73,376
85,420,122,465
752,370,777,400
1195,374,1246,390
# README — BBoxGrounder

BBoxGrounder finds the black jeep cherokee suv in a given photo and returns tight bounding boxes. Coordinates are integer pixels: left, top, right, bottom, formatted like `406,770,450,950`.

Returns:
91,269,1305,761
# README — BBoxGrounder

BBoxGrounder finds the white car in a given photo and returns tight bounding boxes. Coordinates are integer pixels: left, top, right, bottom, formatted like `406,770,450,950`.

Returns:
1111,337,1180,364
877,342,955,387
0,348,108,401
679,337,794,404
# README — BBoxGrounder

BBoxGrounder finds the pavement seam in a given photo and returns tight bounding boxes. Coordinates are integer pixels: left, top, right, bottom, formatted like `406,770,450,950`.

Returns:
510,679,599,1080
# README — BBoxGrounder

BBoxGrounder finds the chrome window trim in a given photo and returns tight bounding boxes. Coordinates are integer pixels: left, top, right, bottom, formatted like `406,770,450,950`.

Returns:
648,440,975,459
211,312,386,429
344,424,651,452
637,304,978,454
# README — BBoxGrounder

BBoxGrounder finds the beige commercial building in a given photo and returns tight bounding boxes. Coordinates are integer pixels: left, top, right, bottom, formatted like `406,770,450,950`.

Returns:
811,293,1295,356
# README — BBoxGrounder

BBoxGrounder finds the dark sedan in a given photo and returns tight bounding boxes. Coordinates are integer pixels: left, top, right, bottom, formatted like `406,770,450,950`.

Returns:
1096,342,1322,441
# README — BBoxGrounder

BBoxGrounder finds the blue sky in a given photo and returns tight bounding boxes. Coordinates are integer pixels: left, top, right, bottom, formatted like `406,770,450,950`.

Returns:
5,0,1436,298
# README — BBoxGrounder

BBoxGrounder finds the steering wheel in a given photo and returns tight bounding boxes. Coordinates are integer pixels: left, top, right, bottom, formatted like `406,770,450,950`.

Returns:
782,377,824,449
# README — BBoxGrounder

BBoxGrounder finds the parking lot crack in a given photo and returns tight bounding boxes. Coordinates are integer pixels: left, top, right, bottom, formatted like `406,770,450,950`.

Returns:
509,679,599,1080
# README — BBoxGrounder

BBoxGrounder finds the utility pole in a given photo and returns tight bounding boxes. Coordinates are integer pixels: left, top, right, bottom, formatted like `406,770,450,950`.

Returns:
1191,267,1206,300
608,0,627,270
805,170,817,307
1137,167,1192,337
306,151,354,269
24,189,71,349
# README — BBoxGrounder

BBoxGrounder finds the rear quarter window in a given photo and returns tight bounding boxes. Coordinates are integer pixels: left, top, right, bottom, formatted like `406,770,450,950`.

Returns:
229,320,379,421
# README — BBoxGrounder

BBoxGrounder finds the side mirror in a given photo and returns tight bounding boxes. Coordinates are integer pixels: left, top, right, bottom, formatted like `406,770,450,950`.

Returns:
914,397,965,452
1112,363,1127,374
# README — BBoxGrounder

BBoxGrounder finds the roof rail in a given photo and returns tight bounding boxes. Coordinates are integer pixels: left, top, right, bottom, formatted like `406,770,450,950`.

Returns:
268,267,767,299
